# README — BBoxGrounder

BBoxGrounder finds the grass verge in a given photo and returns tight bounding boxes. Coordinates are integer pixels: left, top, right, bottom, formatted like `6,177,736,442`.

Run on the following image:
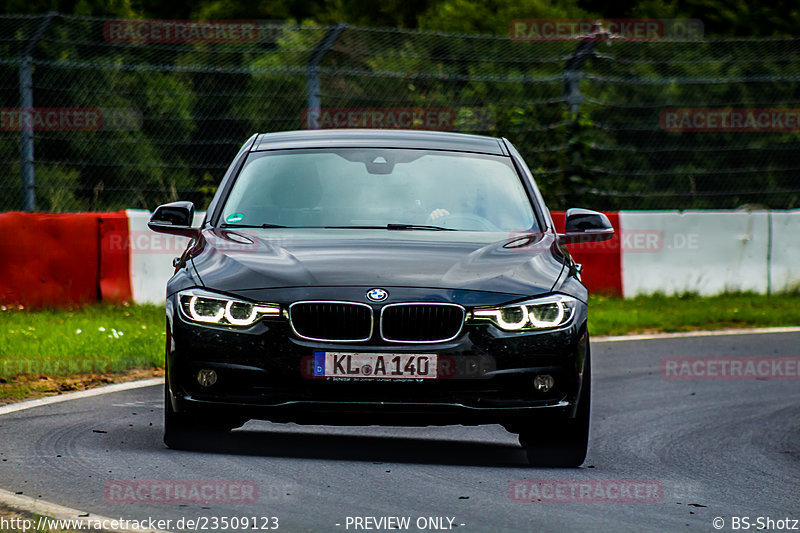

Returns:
590,292,800,336
1,292,798,402
0,303,164,403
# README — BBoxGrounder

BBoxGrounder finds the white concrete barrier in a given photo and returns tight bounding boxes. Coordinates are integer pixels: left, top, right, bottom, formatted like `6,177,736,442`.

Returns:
769,210,800,293
620,211,771,296
127,209,205,304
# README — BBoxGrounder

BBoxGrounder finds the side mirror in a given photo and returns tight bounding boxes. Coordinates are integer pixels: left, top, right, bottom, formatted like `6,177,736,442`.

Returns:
147,201,200,238
558,208,614,244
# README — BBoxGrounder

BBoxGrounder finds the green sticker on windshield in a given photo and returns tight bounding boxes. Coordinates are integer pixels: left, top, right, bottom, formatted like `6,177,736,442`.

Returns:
226,213,244,223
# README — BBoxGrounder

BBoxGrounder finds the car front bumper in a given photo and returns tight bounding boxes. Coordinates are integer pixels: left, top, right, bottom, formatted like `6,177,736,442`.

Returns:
166,292,589,426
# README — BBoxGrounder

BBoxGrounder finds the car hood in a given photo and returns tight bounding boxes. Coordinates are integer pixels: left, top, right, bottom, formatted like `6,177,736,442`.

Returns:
190,228,566,297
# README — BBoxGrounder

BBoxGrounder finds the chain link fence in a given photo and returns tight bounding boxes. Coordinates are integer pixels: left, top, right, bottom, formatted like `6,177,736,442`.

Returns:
1,13,799,213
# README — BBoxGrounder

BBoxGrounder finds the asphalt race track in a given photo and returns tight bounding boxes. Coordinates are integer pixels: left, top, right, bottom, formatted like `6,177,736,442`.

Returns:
1,332,798,532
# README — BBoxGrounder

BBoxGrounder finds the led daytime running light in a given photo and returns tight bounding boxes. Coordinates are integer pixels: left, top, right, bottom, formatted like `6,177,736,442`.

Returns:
529,301,565,328
189,295,224,323
472,296,574,331
184,293,280,326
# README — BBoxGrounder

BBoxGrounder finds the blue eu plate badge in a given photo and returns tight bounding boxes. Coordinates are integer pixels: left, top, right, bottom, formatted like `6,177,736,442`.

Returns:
313,352,326,377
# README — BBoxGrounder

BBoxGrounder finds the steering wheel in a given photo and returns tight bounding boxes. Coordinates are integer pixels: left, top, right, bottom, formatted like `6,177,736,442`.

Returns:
432,213,502,231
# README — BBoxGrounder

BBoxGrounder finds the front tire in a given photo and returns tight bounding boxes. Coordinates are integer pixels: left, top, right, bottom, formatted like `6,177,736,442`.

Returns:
517,350,591,467
163,383,245,450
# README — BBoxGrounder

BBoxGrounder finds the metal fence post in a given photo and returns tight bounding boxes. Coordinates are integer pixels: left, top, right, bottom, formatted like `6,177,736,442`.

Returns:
305,23,347,129
562,23,604,201
19,11,57,212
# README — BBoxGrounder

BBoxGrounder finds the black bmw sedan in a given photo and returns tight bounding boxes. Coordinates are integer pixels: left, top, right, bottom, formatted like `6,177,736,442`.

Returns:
149,129,614,467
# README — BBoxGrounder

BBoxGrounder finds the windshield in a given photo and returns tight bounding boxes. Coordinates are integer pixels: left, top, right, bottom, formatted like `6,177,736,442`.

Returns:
219,148,538,232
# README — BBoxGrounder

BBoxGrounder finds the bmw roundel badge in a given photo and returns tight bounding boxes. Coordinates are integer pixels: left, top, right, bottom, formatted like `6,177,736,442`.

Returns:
366,288,389,302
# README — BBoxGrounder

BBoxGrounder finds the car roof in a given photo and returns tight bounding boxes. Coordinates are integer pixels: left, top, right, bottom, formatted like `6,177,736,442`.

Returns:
253,129,508,155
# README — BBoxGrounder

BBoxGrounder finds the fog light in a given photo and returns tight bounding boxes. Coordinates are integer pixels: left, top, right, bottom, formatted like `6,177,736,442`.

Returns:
533,374,554,392
196,369,218,387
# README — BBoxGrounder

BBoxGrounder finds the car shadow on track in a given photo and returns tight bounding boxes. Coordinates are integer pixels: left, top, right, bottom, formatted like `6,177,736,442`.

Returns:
166,428,533,467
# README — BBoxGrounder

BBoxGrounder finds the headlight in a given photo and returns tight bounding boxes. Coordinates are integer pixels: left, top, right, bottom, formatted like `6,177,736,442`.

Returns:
178,289,280,327
471,294,577,332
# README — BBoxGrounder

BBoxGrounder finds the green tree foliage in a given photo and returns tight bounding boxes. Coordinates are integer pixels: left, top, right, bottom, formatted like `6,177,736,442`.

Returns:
2,0,797,36
1,2,798,212
417,0,589,34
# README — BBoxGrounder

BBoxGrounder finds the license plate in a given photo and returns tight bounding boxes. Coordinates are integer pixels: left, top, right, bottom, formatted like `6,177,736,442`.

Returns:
313,352,438,380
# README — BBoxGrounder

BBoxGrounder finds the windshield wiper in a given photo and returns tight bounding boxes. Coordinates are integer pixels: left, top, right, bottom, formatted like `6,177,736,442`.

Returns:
220,223,287,228
386,223,455,231
221,223,456,231
322,224,456,231
323,225,386,230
